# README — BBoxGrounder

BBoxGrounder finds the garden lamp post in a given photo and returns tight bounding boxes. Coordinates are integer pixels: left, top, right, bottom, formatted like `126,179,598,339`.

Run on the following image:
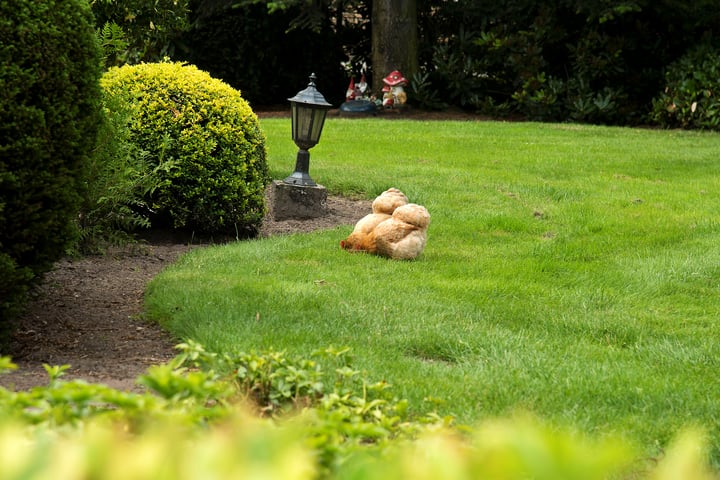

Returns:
284,73,333,186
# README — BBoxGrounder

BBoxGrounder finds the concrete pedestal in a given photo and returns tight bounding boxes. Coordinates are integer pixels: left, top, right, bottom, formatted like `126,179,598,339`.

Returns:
269,180,328,220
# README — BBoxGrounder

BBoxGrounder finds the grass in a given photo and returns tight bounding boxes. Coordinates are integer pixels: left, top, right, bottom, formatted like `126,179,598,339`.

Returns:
145,118,720,463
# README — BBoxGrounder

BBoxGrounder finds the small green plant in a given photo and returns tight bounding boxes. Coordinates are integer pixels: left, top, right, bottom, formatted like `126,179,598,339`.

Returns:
512,72,565,121
100,62,270,235
1,348,717,479
651,43,720,130
97,21,129,67
75,96,156,254
409,72,449,111
431,34,490,111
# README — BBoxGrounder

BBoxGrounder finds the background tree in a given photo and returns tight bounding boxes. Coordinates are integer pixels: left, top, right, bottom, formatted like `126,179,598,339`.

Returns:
371,0,418,95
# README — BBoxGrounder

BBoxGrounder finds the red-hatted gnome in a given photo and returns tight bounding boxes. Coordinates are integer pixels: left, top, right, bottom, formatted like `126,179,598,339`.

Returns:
345,73,370,102
345,77,356,101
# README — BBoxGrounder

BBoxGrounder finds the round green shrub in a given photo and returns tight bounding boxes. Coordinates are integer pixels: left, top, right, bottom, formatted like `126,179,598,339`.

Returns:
0,0,102,342
100,62,270,235
651,44,720,130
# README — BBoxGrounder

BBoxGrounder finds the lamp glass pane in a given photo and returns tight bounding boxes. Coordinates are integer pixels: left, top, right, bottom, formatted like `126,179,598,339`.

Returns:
310,110,328,144
294,103,315,144
291,102,300,141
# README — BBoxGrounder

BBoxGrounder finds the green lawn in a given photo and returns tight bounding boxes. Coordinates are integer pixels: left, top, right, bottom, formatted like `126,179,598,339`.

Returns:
145,118,720,463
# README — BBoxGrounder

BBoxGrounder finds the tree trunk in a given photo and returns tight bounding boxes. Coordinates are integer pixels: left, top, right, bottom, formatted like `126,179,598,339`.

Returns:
371,0,418,96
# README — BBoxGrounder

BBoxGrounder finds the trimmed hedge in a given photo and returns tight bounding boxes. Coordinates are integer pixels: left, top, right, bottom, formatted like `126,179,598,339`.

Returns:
0,0,102,344
100,62,270,235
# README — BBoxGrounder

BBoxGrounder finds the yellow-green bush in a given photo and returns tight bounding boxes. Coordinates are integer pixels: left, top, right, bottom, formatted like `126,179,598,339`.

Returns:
100,62,269,235
0,412,715,479
1,348,718,480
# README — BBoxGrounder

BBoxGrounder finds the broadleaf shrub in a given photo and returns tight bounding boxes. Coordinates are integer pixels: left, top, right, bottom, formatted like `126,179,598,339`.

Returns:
651,44,720,130
90,0,190,65
100,62,270,235
1,346,717,479
0,0,102,343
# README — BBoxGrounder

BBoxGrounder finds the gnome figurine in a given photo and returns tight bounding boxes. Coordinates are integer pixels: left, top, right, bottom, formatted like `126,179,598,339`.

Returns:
346,77,356,101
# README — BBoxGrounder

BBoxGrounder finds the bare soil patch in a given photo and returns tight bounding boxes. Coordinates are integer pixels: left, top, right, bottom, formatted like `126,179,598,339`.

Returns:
0,194,370,392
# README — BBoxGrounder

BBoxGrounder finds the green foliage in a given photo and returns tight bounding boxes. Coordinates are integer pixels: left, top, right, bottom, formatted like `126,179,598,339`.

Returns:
179,1,348,106
90,0,190,64
0,345,449,477
75,96,156,254
0,255,32,346
100,62,270,235
0,0,103,344
175,0,720,123
1,348,717,479
482,7,636,123
429,28,495,111
651,44,720,130
96,21,129,67
164,341,449,476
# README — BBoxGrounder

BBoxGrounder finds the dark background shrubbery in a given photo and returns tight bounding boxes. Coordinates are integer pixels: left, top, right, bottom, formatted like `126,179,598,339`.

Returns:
413,0,720,124
88,0,720,127
178,0,351,107
0,0,102,346
140,0,720,128
91,0,190,65
650,43,720,130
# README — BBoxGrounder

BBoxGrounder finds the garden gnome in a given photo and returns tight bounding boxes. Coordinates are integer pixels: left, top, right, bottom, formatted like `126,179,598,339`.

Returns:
346,77,356,101
339,71,377,115
357,73,368,98
346,73,369,102
382,70,408,108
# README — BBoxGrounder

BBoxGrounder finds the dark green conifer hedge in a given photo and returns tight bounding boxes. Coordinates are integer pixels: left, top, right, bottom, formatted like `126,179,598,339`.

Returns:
0,0,102,345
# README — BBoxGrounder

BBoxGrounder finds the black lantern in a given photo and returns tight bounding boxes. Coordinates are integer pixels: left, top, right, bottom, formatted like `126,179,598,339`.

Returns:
284,73,333,186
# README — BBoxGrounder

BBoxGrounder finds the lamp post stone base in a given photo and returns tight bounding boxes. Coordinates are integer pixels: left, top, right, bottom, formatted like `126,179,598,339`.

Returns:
269,180,328,220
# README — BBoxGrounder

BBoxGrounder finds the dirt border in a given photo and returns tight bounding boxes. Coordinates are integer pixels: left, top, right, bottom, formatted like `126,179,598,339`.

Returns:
0,194,371,392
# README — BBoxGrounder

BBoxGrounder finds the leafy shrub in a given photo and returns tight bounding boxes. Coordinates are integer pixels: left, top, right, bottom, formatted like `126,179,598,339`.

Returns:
414,2,712,125
431,37,486,110
651,44,720,130
90,0,190,65
408,72,448,111
0,0,102,343
100,62,270,235
1,345,717,479
75,96,155,254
